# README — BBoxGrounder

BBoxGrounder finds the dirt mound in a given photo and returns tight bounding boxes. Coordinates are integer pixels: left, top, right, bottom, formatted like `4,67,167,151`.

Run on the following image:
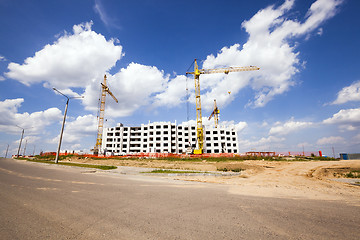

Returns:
310,167,360,179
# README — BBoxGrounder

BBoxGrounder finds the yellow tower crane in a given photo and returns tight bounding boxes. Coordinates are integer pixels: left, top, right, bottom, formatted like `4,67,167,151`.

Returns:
93,74,118,155
186,59,259,154
209,99,220,128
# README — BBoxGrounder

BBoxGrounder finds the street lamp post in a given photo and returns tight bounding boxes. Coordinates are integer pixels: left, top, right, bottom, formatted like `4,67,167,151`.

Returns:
5,144,9,158
16,126,25,158
15,125,33,158
53,88,83,164
23,139,28,156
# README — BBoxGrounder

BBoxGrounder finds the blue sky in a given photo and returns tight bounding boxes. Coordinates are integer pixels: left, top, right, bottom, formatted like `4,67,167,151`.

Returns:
1,0,359,157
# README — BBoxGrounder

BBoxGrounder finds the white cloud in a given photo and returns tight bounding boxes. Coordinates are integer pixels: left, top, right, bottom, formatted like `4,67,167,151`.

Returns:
197,0,343,109
180,117,247,133
0,55,6,61
94,0,110,26
269,118,313,135
317,28,323,36
0,76,5,81
259,121,269,128
93,0,120,29
323,108,360,130
100,0,342,113
14,135,41,145
4,21,171,118
3,0,344,119
51,114,97,147
83,63,169,117
332,80,360,104
316,136,345,145
153,75,188,108
233,121,248,132
238,135,286,152
6,21,123,91
297,142,312,148
0,98,62,135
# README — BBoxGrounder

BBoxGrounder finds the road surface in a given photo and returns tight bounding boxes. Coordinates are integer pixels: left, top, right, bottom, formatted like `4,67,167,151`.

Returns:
0,158,359,239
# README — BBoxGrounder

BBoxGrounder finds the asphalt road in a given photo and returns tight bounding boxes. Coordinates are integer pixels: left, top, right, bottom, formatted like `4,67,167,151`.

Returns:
0,158,359,240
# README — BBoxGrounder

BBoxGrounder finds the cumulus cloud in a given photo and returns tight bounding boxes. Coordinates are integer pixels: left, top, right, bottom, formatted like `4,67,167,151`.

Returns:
83,63,169,117
269,118,313,135
51,114,97,147
196,0,343,109
323,108,360,130
230,121,248,132
316,136,345,145
0,98,62,135
332,80,360,104
4,0,344,118
4,21,173,117
137,0,343,112
153,75,188,108
6,21,123,92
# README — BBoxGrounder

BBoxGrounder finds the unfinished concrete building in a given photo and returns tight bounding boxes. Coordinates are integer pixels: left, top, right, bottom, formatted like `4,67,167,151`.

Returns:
102,121,238,155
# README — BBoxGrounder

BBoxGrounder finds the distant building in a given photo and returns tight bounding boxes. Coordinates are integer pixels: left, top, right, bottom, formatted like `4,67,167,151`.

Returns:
102,121,239,154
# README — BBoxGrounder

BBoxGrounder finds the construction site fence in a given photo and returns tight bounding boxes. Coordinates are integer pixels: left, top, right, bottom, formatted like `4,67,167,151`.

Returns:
246,151,321,157
39,151,322,159
83,153,238,159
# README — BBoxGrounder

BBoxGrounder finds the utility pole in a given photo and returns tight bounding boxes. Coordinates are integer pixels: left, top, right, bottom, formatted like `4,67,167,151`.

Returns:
56,95,68,164
23,139,27,156
16,126,24,157
53,88,83,163
5,144,9,158
302,145,305,156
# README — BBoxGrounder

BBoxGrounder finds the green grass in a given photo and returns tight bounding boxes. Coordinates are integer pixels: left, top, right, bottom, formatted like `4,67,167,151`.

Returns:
344,171,360,178
26,159,117,170
217,167,243,172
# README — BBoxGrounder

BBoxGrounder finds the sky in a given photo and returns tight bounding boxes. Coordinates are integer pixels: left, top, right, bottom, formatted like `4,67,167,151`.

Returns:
0,0,359,157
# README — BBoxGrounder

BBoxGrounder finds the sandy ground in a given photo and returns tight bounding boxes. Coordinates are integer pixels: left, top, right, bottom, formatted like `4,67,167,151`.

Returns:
65,157,360,205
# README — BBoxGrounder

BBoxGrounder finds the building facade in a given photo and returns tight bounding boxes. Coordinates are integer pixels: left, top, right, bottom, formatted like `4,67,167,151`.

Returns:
102,121,238,154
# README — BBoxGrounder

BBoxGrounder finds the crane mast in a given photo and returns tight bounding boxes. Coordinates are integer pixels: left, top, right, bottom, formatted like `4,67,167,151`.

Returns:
94,74,118,155
186,59,259,154
193,60,203,154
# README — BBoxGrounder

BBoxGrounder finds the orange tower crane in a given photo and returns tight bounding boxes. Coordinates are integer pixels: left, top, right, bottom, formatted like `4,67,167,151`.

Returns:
93,74,118,155
186,59,259,154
